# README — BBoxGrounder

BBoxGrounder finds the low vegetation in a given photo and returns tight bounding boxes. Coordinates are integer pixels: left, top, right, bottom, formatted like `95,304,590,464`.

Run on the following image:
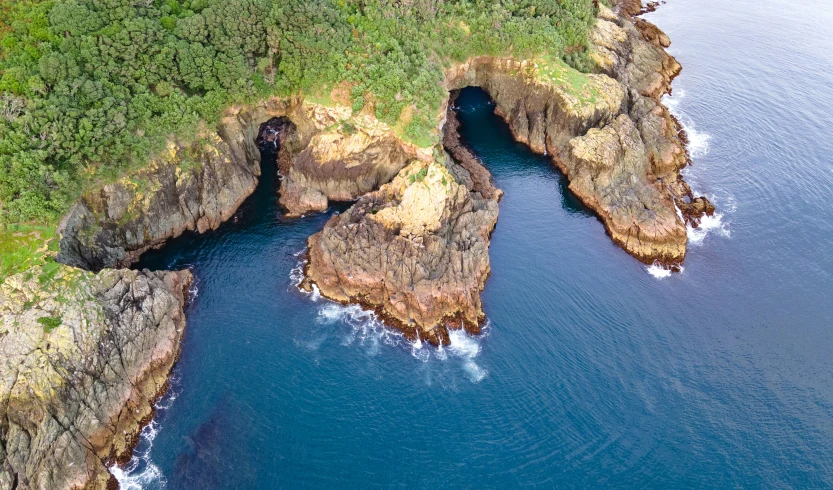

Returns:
0,0,601,227
0,223,57,284
37,314,61,332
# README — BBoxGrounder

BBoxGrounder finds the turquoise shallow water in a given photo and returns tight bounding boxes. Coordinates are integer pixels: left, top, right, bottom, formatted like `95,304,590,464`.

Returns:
121,0,833,487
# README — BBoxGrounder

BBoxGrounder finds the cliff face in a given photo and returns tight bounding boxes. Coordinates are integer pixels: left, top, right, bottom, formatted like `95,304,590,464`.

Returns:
301,2,713,340
57,98,419,270
442,3,712,265
57,132,259,271
0,266,191,490
302,156,499,345
221,98,419,217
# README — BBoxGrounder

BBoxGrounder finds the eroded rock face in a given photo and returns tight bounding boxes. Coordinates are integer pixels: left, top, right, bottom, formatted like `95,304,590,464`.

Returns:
302,157,499,345
57,131,260,271
0,266,191,489
442,1,712,264
568,114,686,260
57,99,420,270
279,114,413,216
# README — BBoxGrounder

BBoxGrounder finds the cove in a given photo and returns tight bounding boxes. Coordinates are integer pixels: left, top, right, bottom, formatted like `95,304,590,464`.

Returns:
121,1,833,478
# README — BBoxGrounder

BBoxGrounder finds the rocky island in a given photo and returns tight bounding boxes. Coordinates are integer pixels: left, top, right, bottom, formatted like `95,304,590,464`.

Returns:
0,0,712,487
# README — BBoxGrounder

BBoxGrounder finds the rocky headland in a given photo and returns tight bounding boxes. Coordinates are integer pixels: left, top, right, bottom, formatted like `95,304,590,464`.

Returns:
0,265,191,489
300,1,714,341
3,1,715,485
53,0,713,346
301,155,500,346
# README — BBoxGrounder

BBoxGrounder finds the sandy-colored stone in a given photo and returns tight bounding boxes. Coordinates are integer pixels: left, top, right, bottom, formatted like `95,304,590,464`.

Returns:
302,157,498,345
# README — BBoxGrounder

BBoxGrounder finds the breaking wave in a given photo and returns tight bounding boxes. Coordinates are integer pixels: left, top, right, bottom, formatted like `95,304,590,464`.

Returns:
662,89,733,249
663,89,712,159
645,262,684,279
687,212,731,245
110,372,183,489
294,255,489,383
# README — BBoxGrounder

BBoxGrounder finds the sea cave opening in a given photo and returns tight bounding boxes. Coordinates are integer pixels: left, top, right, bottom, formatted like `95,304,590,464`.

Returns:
447,86,593,217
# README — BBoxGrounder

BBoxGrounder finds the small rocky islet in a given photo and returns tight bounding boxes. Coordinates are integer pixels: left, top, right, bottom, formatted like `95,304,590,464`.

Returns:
1,1,713,488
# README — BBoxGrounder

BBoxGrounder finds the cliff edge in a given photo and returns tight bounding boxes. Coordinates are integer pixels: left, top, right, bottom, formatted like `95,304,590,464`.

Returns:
0,266,191,489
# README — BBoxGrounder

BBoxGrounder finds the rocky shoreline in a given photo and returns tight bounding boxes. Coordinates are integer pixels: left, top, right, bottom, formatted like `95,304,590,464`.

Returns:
0,267,191,489
299,1,714,342
2,1,715,486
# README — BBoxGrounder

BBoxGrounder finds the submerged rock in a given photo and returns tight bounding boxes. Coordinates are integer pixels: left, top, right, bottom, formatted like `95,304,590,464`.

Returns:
0,265,191,489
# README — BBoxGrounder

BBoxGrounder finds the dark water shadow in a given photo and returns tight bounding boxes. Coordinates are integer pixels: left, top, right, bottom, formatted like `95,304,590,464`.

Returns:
172,394,257,490
453,87,594,217
133,129,351,272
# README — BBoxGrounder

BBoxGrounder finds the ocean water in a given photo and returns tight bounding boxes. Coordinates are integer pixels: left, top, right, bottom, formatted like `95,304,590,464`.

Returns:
123,0,833,487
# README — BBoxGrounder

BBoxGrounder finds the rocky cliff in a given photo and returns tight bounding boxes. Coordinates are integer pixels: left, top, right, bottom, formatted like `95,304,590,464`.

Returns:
0,265,191,489
302,155,499,345
57,98,420,270
443,2,713,265
56,130,259,271
301,1,713,341
12,1,717,487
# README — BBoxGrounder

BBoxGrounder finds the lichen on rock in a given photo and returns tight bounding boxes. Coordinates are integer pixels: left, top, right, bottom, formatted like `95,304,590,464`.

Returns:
0,264,191,489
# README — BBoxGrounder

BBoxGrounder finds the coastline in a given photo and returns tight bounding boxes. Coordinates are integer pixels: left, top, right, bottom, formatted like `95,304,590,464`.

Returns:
1,1,717,487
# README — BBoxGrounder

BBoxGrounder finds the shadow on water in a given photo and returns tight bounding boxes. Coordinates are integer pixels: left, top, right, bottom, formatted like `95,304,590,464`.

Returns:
134,128,283,271
134,120,351,272
453,87,594,217
172,394,256,490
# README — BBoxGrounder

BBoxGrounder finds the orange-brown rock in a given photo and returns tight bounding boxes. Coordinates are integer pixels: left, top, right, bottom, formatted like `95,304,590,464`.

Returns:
302,157,499,345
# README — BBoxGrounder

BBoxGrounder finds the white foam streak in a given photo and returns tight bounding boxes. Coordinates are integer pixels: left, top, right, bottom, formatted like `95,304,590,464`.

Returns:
111,375,182,489
314,301,489,381
295,254,489,382
663,90,711,159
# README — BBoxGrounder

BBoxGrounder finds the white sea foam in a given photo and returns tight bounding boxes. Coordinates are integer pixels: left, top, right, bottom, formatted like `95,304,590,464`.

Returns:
663,91,711,159
687,212,730,245
645,262,680,279
662,89,734,248
110,374,182,489
110,420,166,490
295,253,490,381
314,300,489,382
448,329,487,383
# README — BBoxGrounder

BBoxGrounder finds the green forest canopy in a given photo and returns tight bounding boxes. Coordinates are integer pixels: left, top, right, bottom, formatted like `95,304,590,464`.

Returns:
0,0,601,224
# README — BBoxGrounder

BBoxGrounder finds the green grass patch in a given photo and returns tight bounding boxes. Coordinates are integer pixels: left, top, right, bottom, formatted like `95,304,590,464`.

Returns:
534,56,602,106
37,315,61,333
0,223,57,284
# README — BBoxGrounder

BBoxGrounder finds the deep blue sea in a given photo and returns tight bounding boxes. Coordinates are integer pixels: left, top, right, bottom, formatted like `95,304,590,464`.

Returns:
119,0,833,487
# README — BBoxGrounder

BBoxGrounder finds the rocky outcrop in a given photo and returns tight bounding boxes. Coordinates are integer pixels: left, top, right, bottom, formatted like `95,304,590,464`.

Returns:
302,156,499,345
58,98,421,270
442,96,503,201
301,0,714,342
278,109,415,217
0,265,191,489
442,1,712,265
223,97,419,217
57,131,259,271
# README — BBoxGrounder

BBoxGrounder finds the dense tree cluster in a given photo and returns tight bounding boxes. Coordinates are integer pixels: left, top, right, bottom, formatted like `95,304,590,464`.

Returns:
0,0,599,223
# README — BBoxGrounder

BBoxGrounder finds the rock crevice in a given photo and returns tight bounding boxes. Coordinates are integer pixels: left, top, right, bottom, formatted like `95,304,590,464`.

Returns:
0,266,192,489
